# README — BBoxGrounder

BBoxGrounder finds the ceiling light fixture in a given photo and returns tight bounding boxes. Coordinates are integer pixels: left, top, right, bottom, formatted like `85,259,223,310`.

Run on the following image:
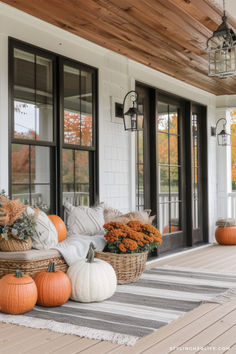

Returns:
206,0,236,78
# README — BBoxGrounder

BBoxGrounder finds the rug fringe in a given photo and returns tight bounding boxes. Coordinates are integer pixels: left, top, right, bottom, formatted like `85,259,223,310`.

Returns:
0,314,138,346
203,287,236,304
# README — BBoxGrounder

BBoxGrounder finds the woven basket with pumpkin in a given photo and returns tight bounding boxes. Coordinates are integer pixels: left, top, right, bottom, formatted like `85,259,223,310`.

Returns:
0,192,37,252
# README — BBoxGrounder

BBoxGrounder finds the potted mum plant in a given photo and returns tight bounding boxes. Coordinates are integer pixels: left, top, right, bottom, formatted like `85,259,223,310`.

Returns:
95,220,162,284
0,192,37,252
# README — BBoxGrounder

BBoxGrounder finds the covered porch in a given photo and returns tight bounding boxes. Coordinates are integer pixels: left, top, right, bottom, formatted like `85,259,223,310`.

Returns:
0,0,236,352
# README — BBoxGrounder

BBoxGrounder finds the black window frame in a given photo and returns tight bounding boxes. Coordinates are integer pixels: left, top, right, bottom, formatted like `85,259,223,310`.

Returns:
8,38,99,217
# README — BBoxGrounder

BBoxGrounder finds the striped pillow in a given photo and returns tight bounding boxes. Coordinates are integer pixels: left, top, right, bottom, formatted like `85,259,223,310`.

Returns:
67,205,105,236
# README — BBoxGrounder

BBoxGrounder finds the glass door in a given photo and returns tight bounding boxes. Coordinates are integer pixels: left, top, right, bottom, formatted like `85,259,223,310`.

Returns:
156,96,185,253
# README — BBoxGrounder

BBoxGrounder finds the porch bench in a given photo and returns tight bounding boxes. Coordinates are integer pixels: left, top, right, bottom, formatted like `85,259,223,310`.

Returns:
0,249,68,278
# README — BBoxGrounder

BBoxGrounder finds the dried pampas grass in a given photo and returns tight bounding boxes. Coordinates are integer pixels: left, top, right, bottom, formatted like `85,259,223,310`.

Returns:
0,195,27,226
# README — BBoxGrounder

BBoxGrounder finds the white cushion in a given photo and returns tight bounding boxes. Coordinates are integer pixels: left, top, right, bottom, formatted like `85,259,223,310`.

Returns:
67,204,105,236
26,207,58,250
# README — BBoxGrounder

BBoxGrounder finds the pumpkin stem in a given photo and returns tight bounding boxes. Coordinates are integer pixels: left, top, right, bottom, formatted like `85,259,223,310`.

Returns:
15,269,23,278
47,262,55,272
87,242,96,263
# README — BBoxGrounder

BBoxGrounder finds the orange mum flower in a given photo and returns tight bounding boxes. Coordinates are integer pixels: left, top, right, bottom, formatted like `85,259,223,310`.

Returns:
122,238,138,251
127,220,143,232
118,243,127,253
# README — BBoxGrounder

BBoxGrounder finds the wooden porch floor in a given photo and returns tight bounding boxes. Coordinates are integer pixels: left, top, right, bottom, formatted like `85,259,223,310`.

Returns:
1,244,236,353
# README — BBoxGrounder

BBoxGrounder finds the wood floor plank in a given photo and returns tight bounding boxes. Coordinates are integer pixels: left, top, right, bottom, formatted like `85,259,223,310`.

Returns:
79,340,121,353
5,328,62,354
23,334,80,354
0,327,49,353
51,338,100,354
140,301,236,354
170,309,236,353
225,342,236,353
196,325,236,354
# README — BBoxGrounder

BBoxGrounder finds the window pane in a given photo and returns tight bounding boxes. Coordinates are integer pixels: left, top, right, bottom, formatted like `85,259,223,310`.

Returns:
159,166,169,193
64,66,81,145
62,149,91,207
36,56,53,141
12,185,30,205
159,203,169,234
137,131,144,163
75,150,90,206
62,149,74,183
169,105,178,135
81,71,93,146
157,102,168,131
12,144,29,183
75,183,89,206
14,101,36,140
75,150,89,183
170,167,179,194
158,133,168,165
170,203,181,232
170,135,178,165
31,146,50,183
31,184,50,212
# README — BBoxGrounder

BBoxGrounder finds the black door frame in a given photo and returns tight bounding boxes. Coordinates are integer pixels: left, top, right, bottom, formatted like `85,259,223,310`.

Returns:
136,82,209,252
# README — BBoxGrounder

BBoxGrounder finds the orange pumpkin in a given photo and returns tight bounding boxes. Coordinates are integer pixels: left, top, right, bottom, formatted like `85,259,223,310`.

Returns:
48,215,67,242
0,270,37,314
34,262,72,307
215,226,236,245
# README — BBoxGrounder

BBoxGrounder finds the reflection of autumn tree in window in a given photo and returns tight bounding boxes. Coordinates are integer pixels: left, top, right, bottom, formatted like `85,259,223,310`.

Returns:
64,111,92,146
231,109,236,190
11,138,36,193
158,114,179,192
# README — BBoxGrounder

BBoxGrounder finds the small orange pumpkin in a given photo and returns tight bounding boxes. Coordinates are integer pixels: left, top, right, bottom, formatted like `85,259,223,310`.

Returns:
0,270,37,314
215,226,236,245
48,215,67,242
34,262,72,307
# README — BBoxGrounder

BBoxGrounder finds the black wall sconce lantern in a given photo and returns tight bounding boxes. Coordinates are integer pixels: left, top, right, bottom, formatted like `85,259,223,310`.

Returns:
122,90,143,131
211,118,231,146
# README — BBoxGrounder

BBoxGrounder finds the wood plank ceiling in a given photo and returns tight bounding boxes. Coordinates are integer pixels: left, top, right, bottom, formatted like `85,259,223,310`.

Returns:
3,0,236,95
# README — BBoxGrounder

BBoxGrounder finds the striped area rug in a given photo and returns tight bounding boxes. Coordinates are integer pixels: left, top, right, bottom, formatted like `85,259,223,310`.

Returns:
1,265,236,346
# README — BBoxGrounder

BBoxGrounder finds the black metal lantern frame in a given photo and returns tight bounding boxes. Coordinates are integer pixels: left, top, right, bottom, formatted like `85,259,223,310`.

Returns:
211,117,231,146
206,0,236,78
122,90,143,131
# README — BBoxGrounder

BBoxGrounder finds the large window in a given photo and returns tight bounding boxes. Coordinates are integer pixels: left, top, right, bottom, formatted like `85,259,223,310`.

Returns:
9,39,98,215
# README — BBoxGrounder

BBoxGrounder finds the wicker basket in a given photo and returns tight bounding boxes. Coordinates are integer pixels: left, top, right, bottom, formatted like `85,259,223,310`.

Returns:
0,253,68,278
0,237,32,252
95,251,148,284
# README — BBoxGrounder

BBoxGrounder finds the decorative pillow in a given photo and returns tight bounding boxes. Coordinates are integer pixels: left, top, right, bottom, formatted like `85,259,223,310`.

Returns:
104,206,123,223
110,209,155,225
25,207,58,250
67,204,105,236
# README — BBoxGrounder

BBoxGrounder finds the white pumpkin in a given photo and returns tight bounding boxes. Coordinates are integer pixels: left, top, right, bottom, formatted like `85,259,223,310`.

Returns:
67,243,117,303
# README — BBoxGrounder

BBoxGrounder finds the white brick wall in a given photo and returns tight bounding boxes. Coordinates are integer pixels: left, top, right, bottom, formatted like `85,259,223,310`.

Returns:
0,2,218,238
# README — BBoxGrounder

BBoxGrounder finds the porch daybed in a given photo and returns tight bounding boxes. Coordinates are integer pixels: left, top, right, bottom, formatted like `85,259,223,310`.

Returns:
0,203,154,278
